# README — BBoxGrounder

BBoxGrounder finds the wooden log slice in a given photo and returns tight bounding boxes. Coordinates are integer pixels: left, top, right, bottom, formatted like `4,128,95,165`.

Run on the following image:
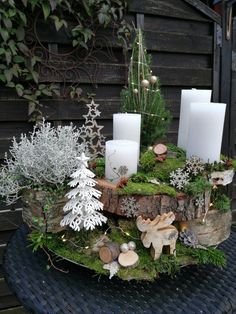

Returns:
153,144,167,155
118,250,139,268
99,242,120,263
97,180,211,221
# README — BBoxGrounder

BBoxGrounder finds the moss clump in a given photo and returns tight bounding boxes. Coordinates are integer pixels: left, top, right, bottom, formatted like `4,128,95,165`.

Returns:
130,172,148,183
32,221,226,281
212,189,231,213
176,242,226,268
205,161,226,172
166,143,186,159
183,177,211,197
231,159,236,170
151,158,186,182
92,158,105,178
140,150,156,172
117,181,177,197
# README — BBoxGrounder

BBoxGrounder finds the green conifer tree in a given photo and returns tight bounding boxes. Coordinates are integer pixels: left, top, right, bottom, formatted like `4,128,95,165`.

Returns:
121,29,171,148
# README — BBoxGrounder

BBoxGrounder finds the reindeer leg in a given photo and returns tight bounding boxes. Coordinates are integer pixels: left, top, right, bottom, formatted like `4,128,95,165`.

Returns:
169,240,176,256
151,244,163,260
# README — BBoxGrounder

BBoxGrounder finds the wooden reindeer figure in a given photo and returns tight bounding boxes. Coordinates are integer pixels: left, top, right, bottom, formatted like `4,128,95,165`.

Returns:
136,212,178,260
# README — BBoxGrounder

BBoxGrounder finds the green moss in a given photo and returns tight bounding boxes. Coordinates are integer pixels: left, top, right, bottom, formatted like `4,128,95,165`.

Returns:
117,181,177,197
212,189,231,213
140,150,156,172
130,172,148,183
166,143,186,159
183,176,211,197
31,225,226,281
176,242,226,268
151,158,186,182
205,161,226,172
231,159,236,170
92,157,105,178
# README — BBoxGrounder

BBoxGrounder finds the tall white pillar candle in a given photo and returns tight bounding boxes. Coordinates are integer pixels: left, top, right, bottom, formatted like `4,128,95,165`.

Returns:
186,102,226,163
113,113,141,147
177,89,212,150
105,140,138,182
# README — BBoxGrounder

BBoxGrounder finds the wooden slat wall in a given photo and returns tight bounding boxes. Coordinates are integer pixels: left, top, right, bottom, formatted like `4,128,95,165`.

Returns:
0,0,218,311
230,17,236,222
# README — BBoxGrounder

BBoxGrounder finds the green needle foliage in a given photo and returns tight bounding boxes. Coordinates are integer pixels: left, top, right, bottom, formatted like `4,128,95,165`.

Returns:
121,29,171,148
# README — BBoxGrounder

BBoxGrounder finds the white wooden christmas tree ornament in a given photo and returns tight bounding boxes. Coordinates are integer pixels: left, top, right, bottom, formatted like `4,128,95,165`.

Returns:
60,152,107,231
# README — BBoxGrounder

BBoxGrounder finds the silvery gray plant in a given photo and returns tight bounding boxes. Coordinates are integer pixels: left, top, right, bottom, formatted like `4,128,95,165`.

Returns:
0,121,87,204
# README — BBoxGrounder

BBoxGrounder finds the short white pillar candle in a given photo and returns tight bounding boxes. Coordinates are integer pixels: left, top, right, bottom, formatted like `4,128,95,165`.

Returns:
186,102,226,163
177,89,212,150
105,140,138,182
113,113,141,147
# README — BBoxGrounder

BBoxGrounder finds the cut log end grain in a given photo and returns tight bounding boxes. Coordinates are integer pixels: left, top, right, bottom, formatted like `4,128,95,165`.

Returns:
153,144,167,155
118,250,139,268
99,242,120,263
96,179,117,190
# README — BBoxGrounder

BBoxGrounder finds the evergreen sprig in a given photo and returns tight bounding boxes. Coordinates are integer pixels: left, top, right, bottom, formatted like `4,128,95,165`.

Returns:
121,29,171,147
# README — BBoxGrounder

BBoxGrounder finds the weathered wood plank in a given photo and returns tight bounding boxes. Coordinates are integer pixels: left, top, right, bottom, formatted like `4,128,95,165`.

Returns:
38,63,212,86
33,25,213,54
40,99,121,121
212,23,221,102
0,307,28,314
151,52,211,68
0,245,6,265
221,5,232,156
0,123,33,140
0,97,180,122
144,31,213,54
0,295,21,310
144,15,212,35
0,278,12,298
0,231,13,246
35,14,136,44
183,0,221,25
0,102,28,122
129,0,211,21
0,209,23,232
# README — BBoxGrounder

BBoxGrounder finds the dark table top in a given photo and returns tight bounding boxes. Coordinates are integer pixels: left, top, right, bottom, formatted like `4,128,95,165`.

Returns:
3,225,236,314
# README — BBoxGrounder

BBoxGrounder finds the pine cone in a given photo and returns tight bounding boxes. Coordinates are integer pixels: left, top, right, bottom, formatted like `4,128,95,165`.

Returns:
179,230,199,248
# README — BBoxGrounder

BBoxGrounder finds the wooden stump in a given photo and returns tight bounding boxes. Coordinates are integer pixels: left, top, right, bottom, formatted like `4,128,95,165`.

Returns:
97,180,211,221
22,189,67,233
184,210,232,246
99,242,120,263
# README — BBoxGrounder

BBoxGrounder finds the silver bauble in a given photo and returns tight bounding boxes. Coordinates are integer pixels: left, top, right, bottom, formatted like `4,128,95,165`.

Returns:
150,75,157,84
127,241,136,251
120,243,129,253
141,79,150,88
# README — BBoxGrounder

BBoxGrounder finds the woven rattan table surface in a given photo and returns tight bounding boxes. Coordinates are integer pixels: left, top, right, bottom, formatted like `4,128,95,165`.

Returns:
3,225,236,314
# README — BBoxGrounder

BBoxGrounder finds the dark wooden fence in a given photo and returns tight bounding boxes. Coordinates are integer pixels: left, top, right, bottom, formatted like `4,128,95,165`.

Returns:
0,0,223,312
230,17,236,222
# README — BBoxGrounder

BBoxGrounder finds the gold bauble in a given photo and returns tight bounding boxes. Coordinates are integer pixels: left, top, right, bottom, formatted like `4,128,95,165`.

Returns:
141,79,150,88
150,75,157,84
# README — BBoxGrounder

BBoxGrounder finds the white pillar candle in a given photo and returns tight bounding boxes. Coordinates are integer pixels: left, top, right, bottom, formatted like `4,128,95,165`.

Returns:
113,113,141,147
177,89,212,150
186,102,226,163
105,140,138,182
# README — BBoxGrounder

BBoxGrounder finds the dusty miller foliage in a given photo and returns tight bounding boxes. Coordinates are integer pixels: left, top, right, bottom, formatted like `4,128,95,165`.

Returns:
0,121,86,204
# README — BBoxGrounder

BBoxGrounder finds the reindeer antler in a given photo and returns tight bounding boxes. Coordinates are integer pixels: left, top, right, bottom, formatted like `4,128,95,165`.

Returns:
136,212,176,232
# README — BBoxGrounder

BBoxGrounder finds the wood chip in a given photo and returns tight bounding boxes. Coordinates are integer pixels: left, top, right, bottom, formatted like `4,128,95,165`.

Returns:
153,144,167,155
118,250,139,268
96,179,117,190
